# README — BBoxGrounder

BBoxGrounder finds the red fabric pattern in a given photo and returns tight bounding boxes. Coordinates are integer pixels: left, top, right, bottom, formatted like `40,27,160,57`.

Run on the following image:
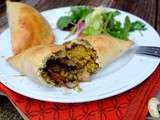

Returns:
0,67,160,120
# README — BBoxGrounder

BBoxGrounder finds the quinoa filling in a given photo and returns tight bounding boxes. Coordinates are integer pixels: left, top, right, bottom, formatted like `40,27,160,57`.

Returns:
40,43,99,88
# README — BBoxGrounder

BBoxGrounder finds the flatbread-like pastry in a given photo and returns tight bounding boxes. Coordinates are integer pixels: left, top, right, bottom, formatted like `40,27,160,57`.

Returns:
7,45,65,86
78,35,134,67
7,35,133,88
7,1,54,55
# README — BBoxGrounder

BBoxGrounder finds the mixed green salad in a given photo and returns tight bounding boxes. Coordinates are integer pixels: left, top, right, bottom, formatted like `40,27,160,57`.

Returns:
57,6,146,40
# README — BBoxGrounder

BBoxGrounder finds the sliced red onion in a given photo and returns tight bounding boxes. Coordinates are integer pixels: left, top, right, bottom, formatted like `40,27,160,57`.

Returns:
75,21,85,36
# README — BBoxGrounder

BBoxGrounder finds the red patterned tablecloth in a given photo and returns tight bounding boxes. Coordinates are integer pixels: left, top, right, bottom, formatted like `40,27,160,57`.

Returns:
0,67,160,120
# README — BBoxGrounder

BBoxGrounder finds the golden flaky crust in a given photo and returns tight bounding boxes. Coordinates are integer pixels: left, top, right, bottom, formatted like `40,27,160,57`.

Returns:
7,45,64,85
79,35,134,67
7,1,54,55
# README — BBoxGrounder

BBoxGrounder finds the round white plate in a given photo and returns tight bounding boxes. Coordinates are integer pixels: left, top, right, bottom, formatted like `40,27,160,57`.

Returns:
0,7,160,103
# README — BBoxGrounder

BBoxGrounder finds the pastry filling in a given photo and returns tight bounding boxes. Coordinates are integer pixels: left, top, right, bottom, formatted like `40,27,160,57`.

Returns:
40,41,99,88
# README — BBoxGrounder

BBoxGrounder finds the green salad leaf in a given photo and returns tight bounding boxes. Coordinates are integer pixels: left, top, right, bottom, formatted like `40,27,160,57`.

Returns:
57,16,72,30
124,16,132,32
57,6,93,30
57,6,147,40
82,8,104,35
70,6,94,22
108,16,131,40
130,21,146,31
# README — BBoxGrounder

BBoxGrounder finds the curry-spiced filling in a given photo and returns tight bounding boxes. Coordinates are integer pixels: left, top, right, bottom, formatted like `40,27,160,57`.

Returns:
40,43,99,88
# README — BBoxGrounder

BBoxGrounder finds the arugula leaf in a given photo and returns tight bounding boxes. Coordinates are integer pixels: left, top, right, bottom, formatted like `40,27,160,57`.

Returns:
106,16,146,40
107,29,128,40
103,11,120,28
124,16,131,32
103,11,128,39
70,6,94,22
57,16,72,30
130,21,146,31
103,11,114,31
115,16,132,40
113,21,122,31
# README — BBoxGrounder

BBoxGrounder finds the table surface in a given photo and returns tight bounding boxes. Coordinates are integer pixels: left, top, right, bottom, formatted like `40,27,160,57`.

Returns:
0,0,159,120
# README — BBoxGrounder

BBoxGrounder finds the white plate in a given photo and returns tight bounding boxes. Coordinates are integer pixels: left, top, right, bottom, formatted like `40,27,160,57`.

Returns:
0,7,160,103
